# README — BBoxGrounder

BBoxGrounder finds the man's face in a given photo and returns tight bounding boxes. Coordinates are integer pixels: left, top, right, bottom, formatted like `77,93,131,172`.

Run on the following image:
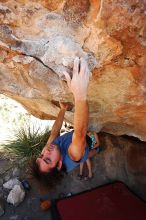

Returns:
36,144,62,173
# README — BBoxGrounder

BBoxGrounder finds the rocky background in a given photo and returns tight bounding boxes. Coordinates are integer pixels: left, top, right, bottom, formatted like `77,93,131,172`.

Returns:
0,0,146,140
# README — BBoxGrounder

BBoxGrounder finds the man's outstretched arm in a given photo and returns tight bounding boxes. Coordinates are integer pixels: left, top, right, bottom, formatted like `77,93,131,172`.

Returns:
47,103,68,145
63,57,90,161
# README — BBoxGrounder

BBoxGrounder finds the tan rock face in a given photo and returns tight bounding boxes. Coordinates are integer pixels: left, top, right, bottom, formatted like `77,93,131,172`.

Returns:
0,0,146,140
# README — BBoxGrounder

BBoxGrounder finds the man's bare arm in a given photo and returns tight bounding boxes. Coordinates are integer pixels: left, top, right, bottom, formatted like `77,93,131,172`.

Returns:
68,100,89,161
47,103,68,145
63,57,90,161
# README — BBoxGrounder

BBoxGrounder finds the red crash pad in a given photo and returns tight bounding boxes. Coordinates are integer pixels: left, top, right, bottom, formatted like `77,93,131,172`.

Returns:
56,182,146,220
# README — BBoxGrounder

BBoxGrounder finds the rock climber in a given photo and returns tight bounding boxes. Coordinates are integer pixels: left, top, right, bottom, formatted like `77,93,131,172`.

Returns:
30,57,99,188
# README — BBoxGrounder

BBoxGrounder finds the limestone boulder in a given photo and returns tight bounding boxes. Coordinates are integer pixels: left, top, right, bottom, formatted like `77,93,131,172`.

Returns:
0,0,146,140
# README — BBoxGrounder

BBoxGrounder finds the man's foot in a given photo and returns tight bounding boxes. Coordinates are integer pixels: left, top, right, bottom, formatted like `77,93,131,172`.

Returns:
77,174,84,180
84,174,93,181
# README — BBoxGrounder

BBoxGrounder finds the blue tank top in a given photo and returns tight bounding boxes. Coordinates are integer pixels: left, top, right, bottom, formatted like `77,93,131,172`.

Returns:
52,131,89,172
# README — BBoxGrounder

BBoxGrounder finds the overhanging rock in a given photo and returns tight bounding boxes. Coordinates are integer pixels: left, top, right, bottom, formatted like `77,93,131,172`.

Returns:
0,0,146,140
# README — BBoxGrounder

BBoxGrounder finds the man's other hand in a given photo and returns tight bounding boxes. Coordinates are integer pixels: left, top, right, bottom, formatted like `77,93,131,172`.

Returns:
59,102,69,111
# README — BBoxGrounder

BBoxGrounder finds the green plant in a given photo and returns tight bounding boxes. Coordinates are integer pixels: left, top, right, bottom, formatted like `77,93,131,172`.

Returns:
3,124,51,159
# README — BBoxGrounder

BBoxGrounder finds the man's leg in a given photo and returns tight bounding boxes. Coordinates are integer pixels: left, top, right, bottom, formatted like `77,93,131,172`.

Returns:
77,162,84,180
88,149,97,158
86,159,92,178
79,162,84,176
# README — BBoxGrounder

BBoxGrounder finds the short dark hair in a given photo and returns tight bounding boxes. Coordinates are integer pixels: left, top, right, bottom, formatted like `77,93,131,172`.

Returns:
29,157,66,189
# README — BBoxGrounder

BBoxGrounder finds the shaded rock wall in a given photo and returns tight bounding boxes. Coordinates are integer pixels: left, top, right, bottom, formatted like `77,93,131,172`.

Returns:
96,132,146,201
0,0,146,140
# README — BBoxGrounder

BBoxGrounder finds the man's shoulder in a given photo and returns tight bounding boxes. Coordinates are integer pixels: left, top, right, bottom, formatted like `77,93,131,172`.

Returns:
58,130,74,144
52,131,73,145
60,130,74,138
